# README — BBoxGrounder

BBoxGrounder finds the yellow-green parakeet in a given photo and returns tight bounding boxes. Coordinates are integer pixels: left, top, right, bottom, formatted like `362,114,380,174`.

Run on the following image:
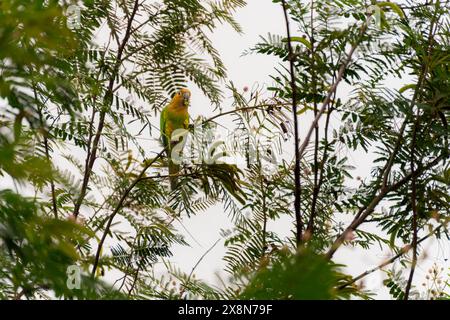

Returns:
160,88,191,189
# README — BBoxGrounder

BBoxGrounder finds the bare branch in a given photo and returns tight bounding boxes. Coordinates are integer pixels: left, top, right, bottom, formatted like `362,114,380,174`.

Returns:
281,0,303,246
91,148,166,276
73,0,141,219
338,224,446,290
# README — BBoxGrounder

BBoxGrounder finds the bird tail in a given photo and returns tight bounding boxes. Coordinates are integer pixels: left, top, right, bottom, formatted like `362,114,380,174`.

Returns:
168,160,180,190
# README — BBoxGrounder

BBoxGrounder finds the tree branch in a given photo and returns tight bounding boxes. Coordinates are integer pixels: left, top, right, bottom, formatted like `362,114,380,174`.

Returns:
73,0,141,219
281,0,303,246
91,148,166,277
326,0,443,259
338,224,446,290
308,0,321,238
296,20,368,162
202,103,290,125
325,154,446,260
187,238,221,283
33,85,58,219
404,0,441,299
404,119,418,300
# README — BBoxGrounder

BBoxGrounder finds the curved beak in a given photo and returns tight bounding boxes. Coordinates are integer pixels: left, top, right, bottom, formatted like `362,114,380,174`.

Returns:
183,92,190,106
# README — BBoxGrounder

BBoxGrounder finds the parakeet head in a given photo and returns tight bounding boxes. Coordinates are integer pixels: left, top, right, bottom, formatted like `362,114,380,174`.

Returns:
173,88,191,107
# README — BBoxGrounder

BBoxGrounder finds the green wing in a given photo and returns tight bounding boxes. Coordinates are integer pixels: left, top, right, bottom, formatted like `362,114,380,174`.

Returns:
160,104,189,190
160,106,169,149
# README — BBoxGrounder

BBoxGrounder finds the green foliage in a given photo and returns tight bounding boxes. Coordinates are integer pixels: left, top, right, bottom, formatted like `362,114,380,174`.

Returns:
230,0,449,300
0,190,122,299
0,0,248,299
0,0,81,122
240,249,349,300
0,0,449,301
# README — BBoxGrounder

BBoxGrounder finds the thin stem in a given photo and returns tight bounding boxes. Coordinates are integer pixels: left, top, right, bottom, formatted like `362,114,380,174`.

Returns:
307,0,321,237
307,104,335,235
187,238,221,283
405,0,440,298
117,229,144,293
311,1,319,228
33,85,58,218
307,10,338,236
338,224,445,290
281,0,303,246
296,31,364,161
261,173,267,256
404,119,419,300
91,148,166,277
73,0,141,219
325,154,445,260
202,103,290,125
128,264,141,297
326,1,442,259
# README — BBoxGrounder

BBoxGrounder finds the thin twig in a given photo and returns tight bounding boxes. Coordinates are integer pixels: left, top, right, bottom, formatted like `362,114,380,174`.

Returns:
91,148,166,276
405,0,440,299
307,0,321,237
128,264,141,297
261,174,268,256
307,102,335,235
281,0,303,246
33,85,59,218
296,20,368,162
73,0,141,219
338,224,446,290
202,103,289,125
186,238,221,283
326,1,442,259
404,119,419,300
325,155,446,260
